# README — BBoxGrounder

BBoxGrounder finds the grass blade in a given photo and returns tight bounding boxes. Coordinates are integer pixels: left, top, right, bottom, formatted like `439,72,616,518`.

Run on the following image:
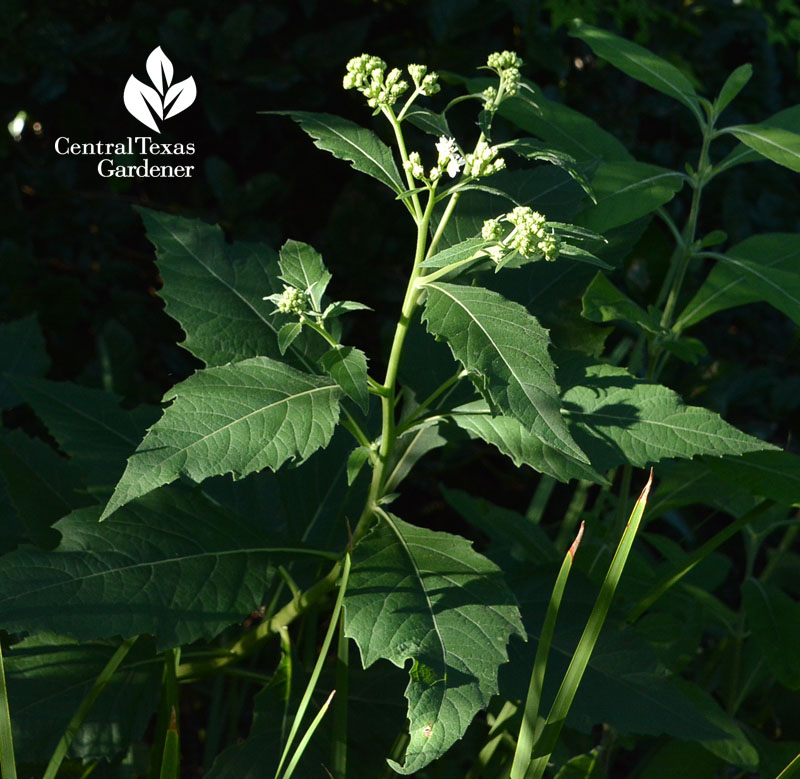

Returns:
510,522,585,779
42,636,139,779
528,470,653,778
282,690,336,779
276,553,351,778
0,640,17,779
777,751,800,779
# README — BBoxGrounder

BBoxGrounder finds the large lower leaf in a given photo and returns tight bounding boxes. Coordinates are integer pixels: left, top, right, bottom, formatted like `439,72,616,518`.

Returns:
450,399,606,484
678,234,800,329
421,281,588,464
0,428,90,548
137,208,308,368
12,377,159,489
742,578,800,690
5,634,161,762
0,488,285,649
569,21,701,119
344,514,524,774
559,353,774,471
0,315,50,409
102,357,341,519
268,110,404,194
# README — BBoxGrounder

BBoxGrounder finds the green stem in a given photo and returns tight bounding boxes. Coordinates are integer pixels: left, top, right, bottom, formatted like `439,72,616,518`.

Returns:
178,562,341,681
382,106,423,221
0,640,17,779
43,637,139,779
396,369,466,435
331,610,349,779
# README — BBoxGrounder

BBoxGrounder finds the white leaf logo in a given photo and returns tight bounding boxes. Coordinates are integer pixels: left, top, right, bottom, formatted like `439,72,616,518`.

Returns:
124,46,196,133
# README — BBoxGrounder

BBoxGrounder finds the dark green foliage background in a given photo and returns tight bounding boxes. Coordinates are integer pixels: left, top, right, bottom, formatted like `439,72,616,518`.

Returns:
2,0,800,775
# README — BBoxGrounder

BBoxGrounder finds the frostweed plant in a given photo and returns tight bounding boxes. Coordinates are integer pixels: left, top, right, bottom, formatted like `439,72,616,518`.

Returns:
1,24,799,779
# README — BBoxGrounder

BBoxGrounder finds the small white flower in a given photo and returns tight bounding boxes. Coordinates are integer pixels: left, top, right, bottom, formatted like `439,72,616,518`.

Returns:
435,136,464,178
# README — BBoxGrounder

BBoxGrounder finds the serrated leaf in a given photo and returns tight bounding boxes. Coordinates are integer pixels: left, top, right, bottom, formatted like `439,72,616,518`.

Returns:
503,137,595,200
278,239,331,311
678,234,800,329
322,300,373,319
344,514,524,774
0,315,50,409
557,243,612,269
578,161,684,232
6,634,161,762
715,64,753,114
0,488,283,649
450,400,607,484
569,22,702,118
704,451,800,507
743,579,800,690
11,377,160,488
582,272,659,333
102,357,341,520
319,345,369,413
136,207,305,368
268,111,404,193
728,124,800,173
0,428,90,547
421,281,588,464
559,354,774,471
405,107,451,137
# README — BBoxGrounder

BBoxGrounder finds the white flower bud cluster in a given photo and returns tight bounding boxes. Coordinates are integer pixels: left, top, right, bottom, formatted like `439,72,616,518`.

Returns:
343,54,409,108
463,138,505,178
274,284,308,315
481,206,561,263
403,151,426,180
486,50,523,96
407,64,441,96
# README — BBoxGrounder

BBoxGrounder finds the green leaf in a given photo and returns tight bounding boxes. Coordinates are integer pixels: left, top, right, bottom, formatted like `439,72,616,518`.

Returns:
553,752,602,779
278,322,302,355
267,111,405,194
449,400,607,484
742,579,800,689
278,240,332,311
421,281,588,464
102,357,341,520
704,451,800,507
715,106,800,174
5,634,161,763
495,82,632,166
0,315,50,409
319,345,369,414
11,377,160,489
344,513,524,774
715,64,753,114
678,234,800,329
347,446,370,486
559,353,774,472
136,207,304,368
384,421,446,493
569,21,702,118
419,236,489,269
0,488,284,649
727,124,800,173
404,107,451,137
502,138,595,200
578,161,684,232
0,429,91,548
581,272,659,333
322,300,373,319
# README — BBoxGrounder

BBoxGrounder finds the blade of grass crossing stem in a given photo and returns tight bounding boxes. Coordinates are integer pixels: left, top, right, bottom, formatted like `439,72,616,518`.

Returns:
528,471,653,779
283,690,336,779
42,636,139,779
331,611,349,778
777,751,800,779
510,523,585,779
0,640,17,779
275,554,351,779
